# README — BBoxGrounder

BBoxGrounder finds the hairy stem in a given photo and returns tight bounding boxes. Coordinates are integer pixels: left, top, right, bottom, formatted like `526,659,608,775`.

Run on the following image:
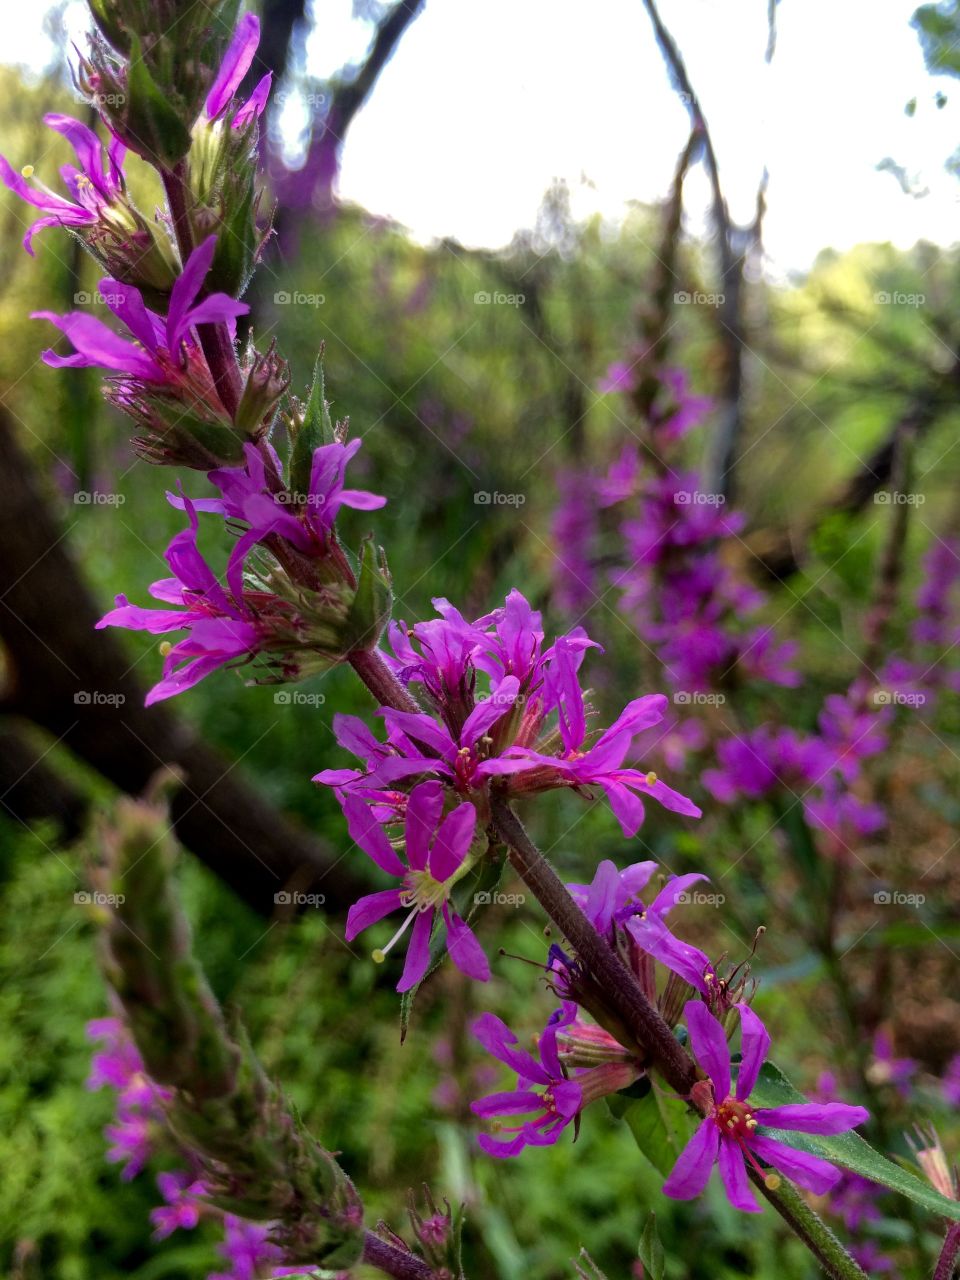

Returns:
489,794,696,1095
754,1174,869,1280
160,161,243,418
349,646,421,714
362,1229,435,1280
935,1223,960,1280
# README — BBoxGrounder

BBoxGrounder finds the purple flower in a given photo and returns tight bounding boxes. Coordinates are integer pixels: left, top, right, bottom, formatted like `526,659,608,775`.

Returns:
210,1214,285,1280
0,113,126,253
662,1002,869,1212
344,780,490,990
868,1030,917,1100
33,236,247,384
150,1170,205,1239
96,494,267,704
86,1017,172,1181
471,1004,640,1157
508,638,701,836
470,1006,584,1156
597,360,637,395
178,438,385,597
205,13,273,128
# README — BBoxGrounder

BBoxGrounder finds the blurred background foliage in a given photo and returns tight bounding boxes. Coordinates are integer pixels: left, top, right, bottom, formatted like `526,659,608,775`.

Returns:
1,7,960,1278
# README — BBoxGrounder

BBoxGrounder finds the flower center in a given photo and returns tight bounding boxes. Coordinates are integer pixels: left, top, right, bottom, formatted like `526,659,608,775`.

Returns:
715,1097,757,1140
401,868,450,912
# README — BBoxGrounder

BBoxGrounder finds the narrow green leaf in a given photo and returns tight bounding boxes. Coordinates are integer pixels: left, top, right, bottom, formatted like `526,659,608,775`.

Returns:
290,358,335,496
745,1061,960,1222
637,1212,665,1280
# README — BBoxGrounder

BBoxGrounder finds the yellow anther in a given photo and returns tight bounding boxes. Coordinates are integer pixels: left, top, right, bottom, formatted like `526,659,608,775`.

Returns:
645,771,658,785
20,164,34,179
371,948,386,964
764,1174,782,1190
158,641,172,657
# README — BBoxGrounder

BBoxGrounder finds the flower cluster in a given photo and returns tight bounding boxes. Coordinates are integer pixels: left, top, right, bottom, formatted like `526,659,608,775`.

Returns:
467,858,869,1211
314,592,701,988
86,1016,173,1179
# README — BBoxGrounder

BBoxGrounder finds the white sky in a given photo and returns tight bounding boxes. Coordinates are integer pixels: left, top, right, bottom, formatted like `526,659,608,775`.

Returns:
5,0,960,275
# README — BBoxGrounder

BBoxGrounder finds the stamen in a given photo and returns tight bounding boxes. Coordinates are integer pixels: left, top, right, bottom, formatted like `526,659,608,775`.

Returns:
371,905,419,962
20,165,34,178
158,641,173,656
645,771,658,785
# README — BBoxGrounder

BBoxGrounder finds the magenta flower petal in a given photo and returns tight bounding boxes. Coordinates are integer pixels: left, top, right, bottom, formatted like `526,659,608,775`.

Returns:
345,889,403,941
754,1103,869,1135
601,779,645,836
661,1118,720,1200
460,675,520,745
232,71,273,128
718,1139,761,1213
685,1001,731,1098
166,235,217,347
443,907,489,982
750,1135,843,1195
404,780,445,870
471,1012,548,1084
648,872,709,916
341,793,404,876
338,487,388,511
397,910,433,992
735,1002,771,1101
33,310,163,379
471,1088,546,1117
429,801,476,882
206,12,261,120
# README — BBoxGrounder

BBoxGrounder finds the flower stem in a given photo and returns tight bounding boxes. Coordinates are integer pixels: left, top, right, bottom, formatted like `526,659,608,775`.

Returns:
488,794,696,1096
159,161,243,418
754,1174,869,1280
934,1222,960,1280
349,645,421,714
489,794,871,1280
362,1230,436,1279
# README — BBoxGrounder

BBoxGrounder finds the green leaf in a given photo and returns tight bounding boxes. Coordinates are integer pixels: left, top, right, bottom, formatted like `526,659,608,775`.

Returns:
127,37,192,166
637,1212,665,1280
745,1061,960,1221
616,1085,694,1176
290,358,335,496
